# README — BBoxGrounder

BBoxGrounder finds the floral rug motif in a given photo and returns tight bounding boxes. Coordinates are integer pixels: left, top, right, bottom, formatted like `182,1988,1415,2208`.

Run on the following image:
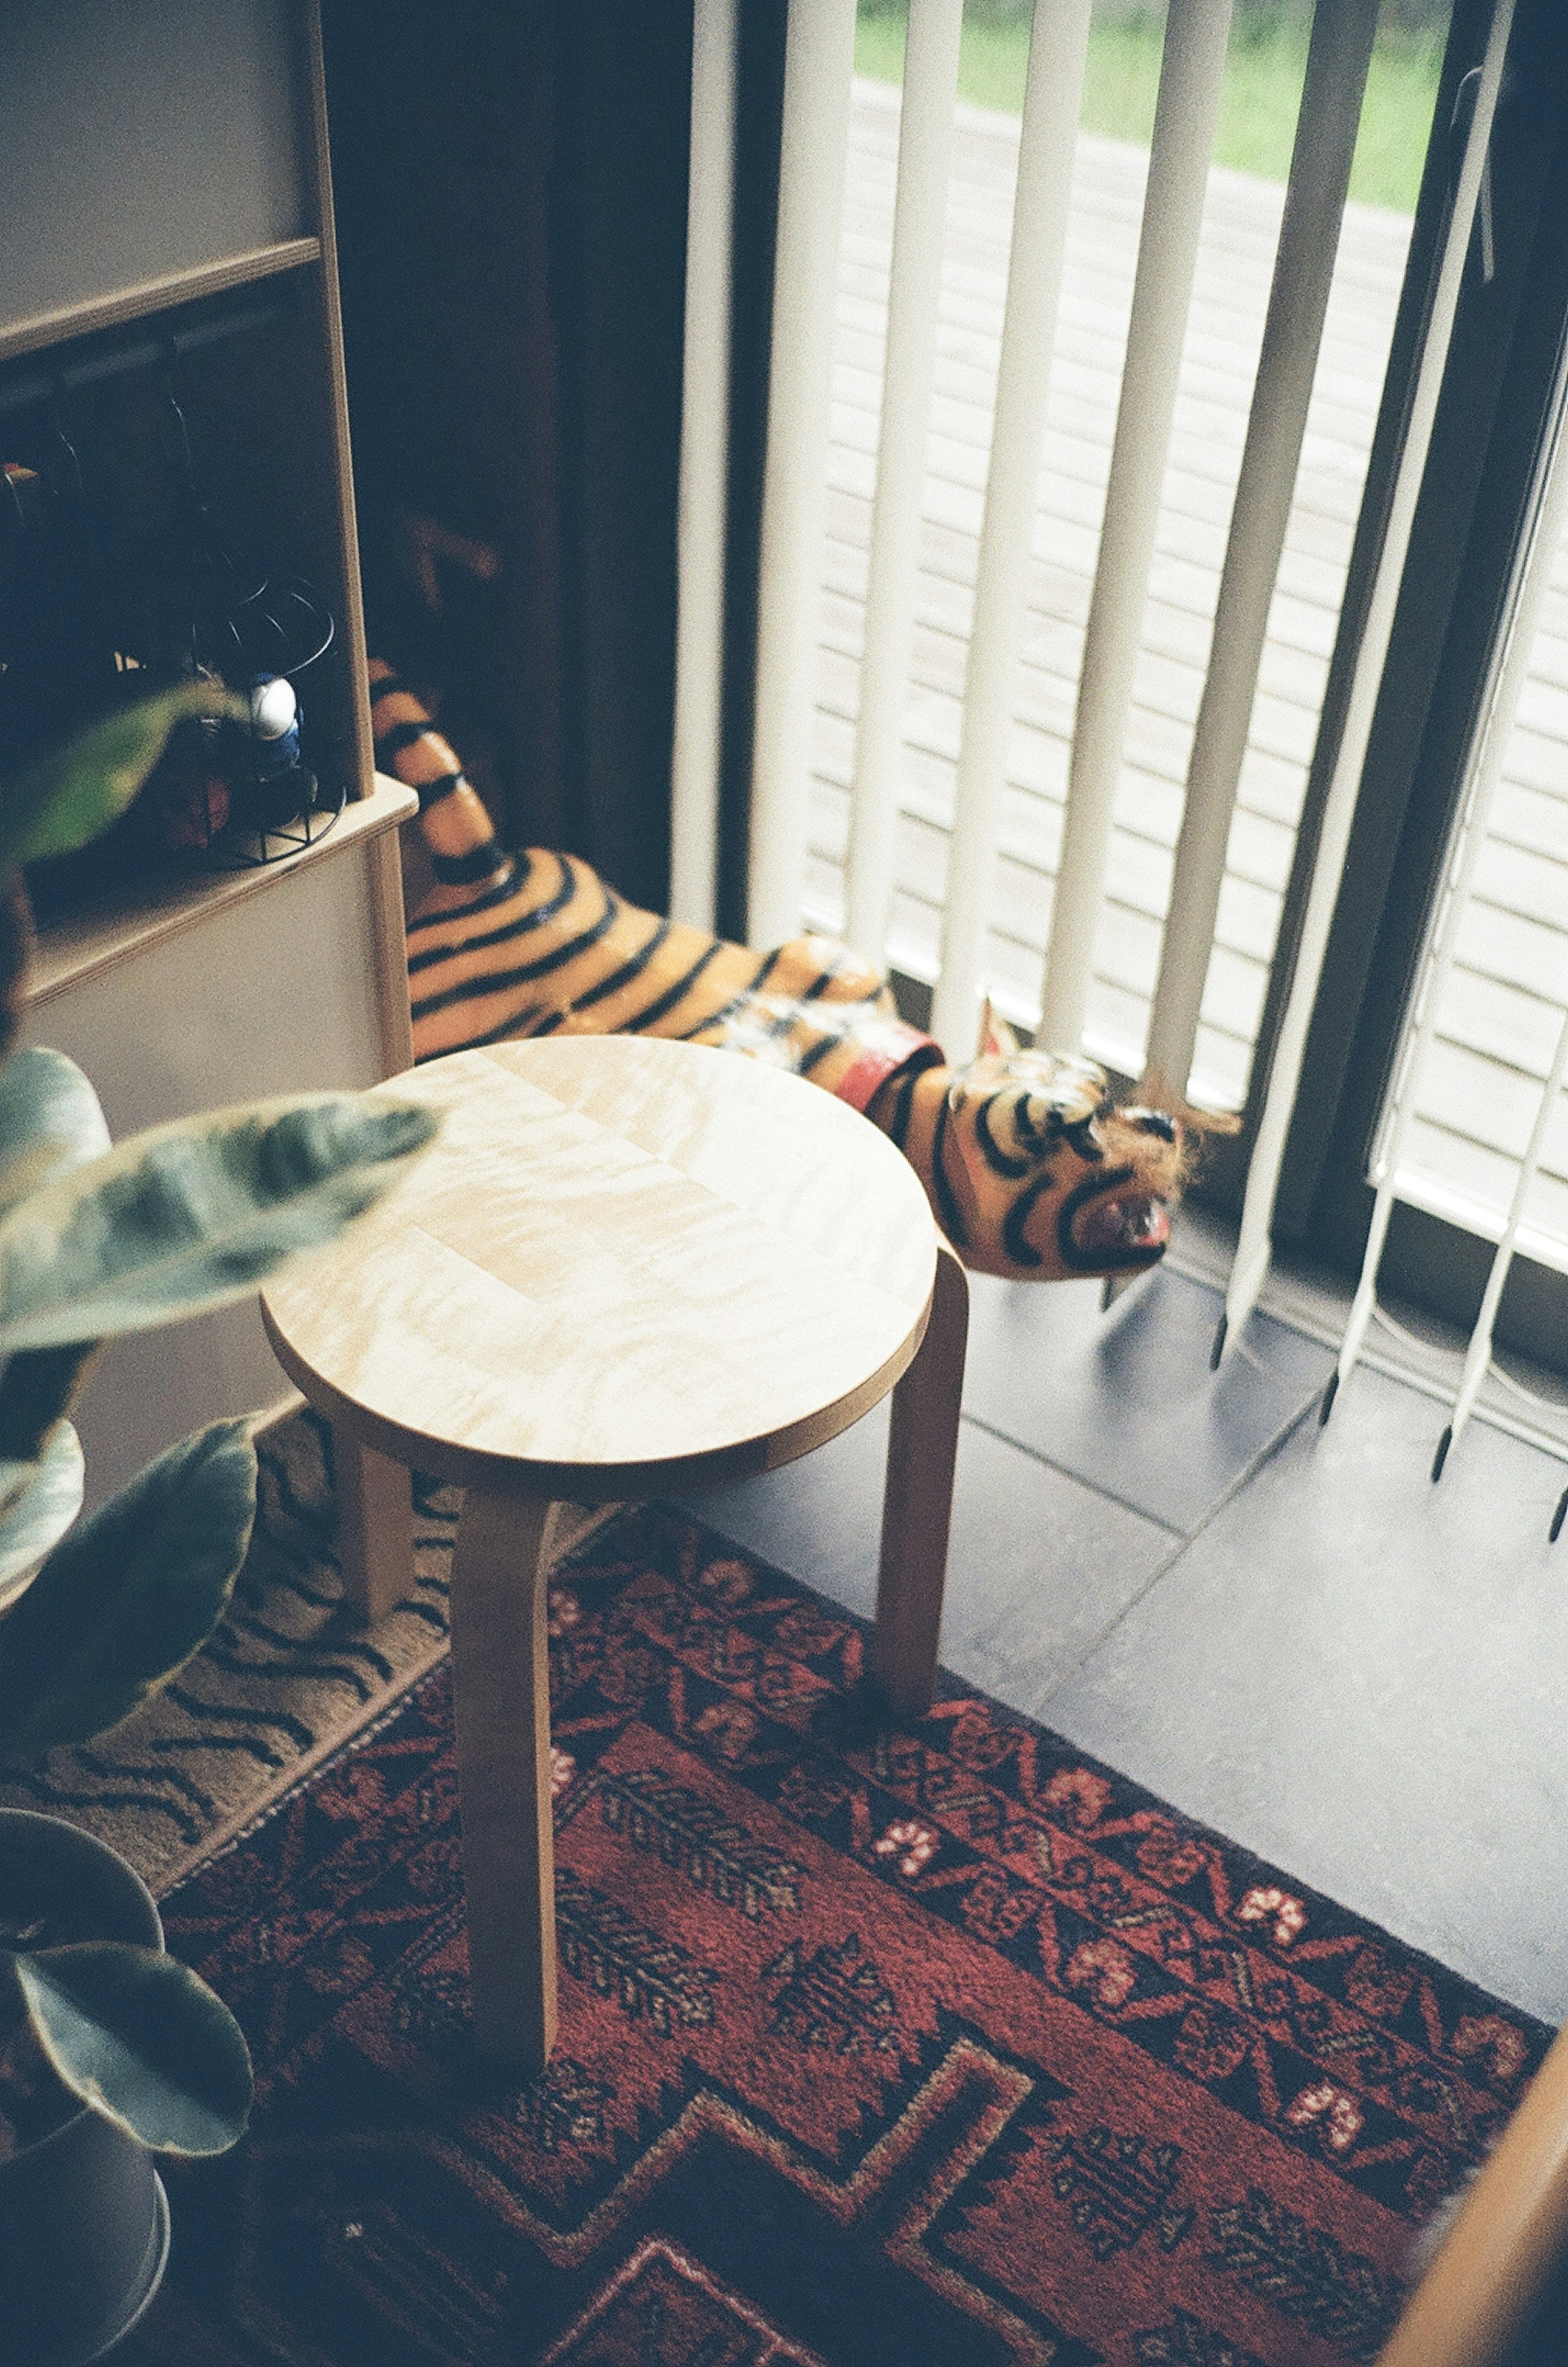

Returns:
120,1507,1548,2366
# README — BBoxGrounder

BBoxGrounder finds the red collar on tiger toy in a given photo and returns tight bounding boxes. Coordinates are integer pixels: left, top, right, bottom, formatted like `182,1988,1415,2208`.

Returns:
835,1023,943,1114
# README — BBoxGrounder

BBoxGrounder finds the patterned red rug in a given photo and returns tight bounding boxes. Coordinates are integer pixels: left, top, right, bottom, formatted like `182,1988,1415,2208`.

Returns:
121,1508,1547,2367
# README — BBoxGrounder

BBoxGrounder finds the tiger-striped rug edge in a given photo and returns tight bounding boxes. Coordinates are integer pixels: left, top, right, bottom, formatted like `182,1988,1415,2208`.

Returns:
0,1405,617,1899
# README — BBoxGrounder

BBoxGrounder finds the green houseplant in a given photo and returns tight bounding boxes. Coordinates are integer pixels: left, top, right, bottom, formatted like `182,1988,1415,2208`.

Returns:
0,686,438,2362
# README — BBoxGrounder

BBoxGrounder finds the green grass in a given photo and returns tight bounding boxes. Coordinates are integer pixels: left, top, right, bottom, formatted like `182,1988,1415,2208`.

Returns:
853,7,1445,214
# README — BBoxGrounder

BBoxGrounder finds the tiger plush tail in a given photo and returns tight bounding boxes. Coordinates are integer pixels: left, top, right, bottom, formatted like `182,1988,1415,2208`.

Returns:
369,660,1195,1281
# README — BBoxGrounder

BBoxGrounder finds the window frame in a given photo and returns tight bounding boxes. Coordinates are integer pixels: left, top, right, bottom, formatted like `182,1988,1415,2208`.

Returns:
1194,0,1568,1371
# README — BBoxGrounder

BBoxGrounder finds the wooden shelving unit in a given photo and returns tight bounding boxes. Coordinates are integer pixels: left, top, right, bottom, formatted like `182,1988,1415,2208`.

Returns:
0,0,415,1504
29,770,415,1007
0,239,325,368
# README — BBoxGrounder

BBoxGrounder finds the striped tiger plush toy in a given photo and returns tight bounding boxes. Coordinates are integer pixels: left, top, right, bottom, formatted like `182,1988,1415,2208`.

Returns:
370,660,1196,1282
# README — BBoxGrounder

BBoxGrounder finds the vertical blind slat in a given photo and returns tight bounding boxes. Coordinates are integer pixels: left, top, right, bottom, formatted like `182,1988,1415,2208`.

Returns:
670,0,738,934
1332,316,1568,1410
1219,0,1518,1363
748,0,859,950
1036,0,1235,1054
929,0,1094,1058
844,0,965,962
1443,1001,1568,1462
1145,0,1379,1105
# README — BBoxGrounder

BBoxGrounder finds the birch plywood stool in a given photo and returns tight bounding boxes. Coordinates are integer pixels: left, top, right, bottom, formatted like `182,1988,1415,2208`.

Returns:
260,1035,967,2070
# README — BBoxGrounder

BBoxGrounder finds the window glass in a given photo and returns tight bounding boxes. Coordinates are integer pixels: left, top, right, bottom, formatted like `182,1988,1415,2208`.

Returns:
810,0,1448,1101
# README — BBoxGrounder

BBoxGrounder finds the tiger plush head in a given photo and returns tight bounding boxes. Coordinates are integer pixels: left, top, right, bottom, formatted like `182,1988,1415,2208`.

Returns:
909,1007,1199,1283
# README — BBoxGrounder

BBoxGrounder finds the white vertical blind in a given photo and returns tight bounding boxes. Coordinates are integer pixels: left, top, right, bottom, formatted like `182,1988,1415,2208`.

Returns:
1145,0,1379,1102
670,0,738,933
844,0,965,960
928,0,1094,1057
1036,0,1234,1053
751,2,1419,1100
749,0,860,949
729,1,1548,1413
1218,0,1516,1364
813,84,1411,1107
1330,315,1568,1428
1437,1002,1568,1472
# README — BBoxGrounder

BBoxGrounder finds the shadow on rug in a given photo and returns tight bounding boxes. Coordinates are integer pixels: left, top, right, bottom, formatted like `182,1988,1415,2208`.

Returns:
119,1507,1548,2367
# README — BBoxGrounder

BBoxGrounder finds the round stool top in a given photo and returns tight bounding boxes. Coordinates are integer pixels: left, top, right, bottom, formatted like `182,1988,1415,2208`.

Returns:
262,1036,938,1497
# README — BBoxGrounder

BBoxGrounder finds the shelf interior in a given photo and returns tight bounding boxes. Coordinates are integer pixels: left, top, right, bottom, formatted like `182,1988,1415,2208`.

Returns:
28,773,416,1003
0,0,312,346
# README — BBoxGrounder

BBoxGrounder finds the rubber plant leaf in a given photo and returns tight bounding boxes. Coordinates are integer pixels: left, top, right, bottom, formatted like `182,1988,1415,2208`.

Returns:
0,1421,84,1618
0,1047,112,1216
0,879,32,1071
0,1419,256,1748
0,682,245,874
0,1091,438,1351
15,1942,252,2155
0,1048,118,1454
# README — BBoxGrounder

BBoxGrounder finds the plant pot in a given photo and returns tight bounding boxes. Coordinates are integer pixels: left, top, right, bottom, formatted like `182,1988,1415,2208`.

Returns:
0,1810,171,2367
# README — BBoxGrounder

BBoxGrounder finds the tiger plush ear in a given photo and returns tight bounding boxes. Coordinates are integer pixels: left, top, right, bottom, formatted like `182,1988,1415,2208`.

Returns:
976,997,1020,1061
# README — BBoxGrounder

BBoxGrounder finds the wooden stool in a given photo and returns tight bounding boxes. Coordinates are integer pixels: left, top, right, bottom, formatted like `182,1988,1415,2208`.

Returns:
261,1036,967,2070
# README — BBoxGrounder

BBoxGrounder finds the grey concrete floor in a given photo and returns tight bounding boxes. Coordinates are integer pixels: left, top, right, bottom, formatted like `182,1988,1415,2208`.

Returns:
679,1240,1568,2030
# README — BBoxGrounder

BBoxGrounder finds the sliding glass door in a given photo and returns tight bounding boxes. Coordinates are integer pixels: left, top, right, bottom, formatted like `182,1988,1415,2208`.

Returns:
1265,0,1568,1375
684,0,1568,1375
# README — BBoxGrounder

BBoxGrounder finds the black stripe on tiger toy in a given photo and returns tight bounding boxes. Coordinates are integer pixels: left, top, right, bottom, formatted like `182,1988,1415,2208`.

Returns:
409,870,624,1026
369,660,1223,1281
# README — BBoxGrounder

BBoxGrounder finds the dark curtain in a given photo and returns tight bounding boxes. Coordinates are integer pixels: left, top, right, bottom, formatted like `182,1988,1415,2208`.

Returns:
320,0,697,912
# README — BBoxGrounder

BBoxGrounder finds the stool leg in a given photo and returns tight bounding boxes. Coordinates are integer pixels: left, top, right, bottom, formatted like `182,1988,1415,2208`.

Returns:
334,1433,413,1623
449,1488,561,2069
873,1237,969,1718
